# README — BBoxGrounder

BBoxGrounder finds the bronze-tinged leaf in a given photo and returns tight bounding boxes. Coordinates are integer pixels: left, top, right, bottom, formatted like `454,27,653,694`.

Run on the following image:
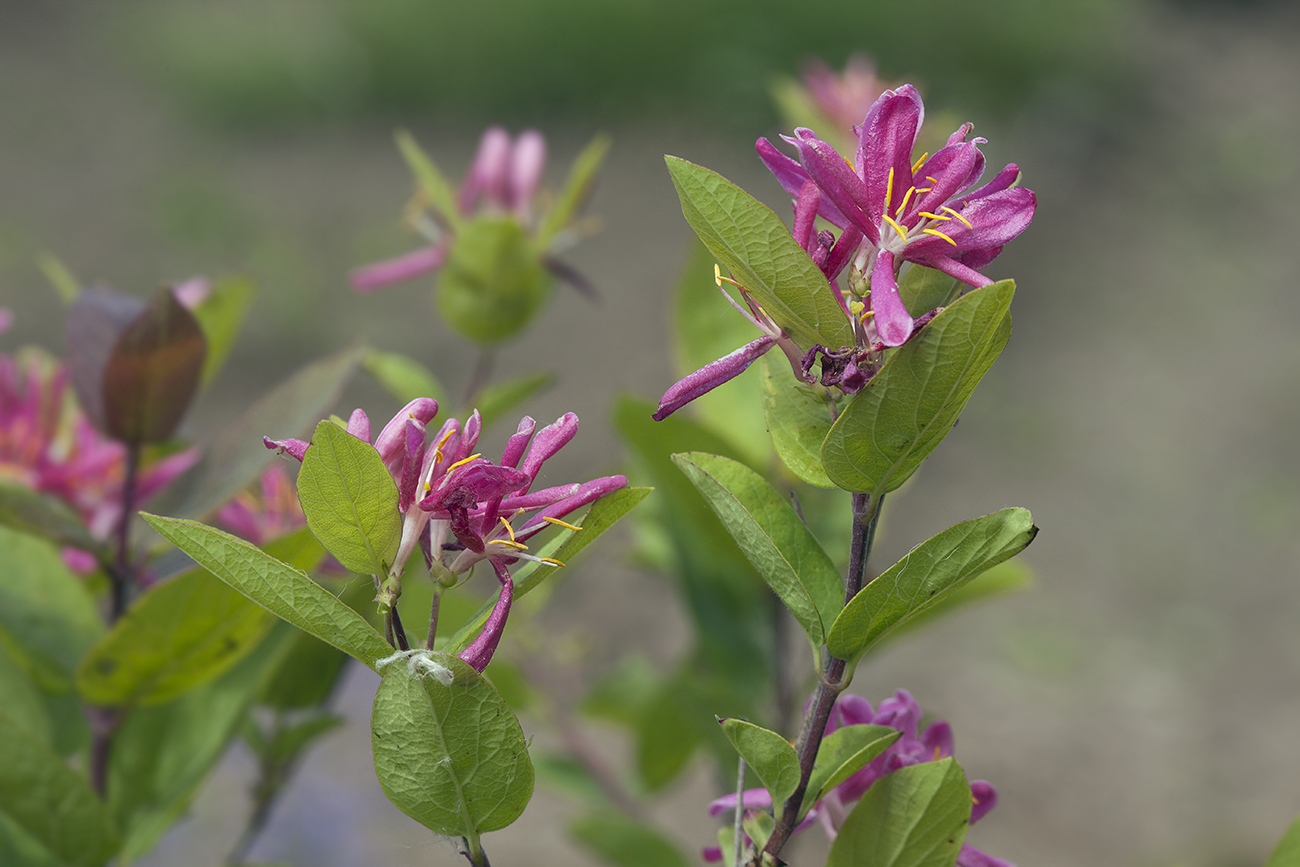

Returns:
65,288,145,432
102,288,208,444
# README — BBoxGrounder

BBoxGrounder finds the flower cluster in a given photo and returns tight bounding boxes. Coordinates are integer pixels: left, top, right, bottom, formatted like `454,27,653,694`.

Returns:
705,690,1009,867
795,55,895,141
215,464,306,546
266,400,626,671
1,337,198,568
656,85,1035,420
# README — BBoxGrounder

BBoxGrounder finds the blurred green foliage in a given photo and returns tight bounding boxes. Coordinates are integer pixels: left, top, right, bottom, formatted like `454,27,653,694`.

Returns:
113,0,1130,130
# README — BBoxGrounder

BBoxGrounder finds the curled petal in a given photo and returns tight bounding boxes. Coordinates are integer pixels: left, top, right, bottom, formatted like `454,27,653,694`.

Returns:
858,85,924,221
520,412,580,484
969,780,999,824
920,720,954,758
956,844,1015,867
420,462,531,512
793,180,821,253
652,334,778,421
500,415,536,470
707,788,773,817
509,130,546,217
516,475,628,539
756,137,849,228
458,570,513,672
399,419,427,512
346,408,371,443
832,694,876,729
787,129,878,243
489,483,581,514
349,243,448,293
874,689,921,740
457,409,483,462
869,251,914,347
375,398,439,468
961,163,1021,202
263,436,309,462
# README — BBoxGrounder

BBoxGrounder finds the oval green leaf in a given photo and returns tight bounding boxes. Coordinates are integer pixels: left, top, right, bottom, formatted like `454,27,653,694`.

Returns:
371,652,533,836
664,157,854,351
826,758,971,867
396,129,462,233
761,355,835,488
897,265,960,318
672,452,842,647
0,714,120,866
800,724,902,817
827,508,1037,662
297,419,401,576
821,280,1015,494
720,718,800,810
142,514,393,669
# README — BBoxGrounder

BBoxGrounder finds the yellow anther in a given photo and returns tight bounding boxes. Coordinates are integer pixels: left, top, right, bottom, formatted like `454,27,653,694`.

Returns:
926,176,939,185
848,299,865,315
885,167,895,210
915,187,932,194
540,557,566,568
488,539,529,550
917,211,951,222
859,309,875,323
882,214,910,240
713,263,743,290
895,186,916,217
498,516,516,541
432,426,457,464
941,206,973,228
543,516,584,532
911,152,930,174
447,453,482,472
922,228,958,246
934,746,943,761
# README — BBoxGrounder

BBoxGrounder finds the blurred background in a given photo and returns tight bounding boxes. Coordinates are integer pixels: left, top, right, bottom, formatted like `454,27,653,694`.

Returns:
2,0,1299,865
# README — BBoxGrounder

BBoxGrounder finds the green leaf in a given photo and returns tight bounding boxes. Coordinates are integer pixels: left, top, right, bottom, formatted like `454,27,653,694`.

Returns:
396,129,462,232
827,509,1037,663
476,370,555,428
0,645,50,745
371,652,533,836
821,280,1014,494
156,344,362,521
265,713,343,765
672,452,842,647
673,237,770,467
0,713,119,866
0,525,105,692
297,419,402,576
897,265,960,318
190,275,254,387
760,355,835,488
76,528,323,707
1266,814,1300,867
443,487,650,654
827,758,971,867
35,251,79,304
801,725,901,816
719,718,800,809
537,133,611,247
110,627,290,862
362,348,449,408
142,514,393,669
438,216,551,343
742,810,776,854
570,810,691,867
0,480,110,561
664,156,853,351
100,287,208,445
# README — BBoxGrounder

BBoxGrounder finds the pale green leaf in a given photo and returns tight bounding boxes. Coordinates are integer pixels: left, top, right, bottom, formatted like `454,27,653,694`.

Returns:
801,725,901,817
0,714,119,866
827,509,1037,663
371,652,533,836
297,419,402,576
537,134,611,247
720,718,800,809
362,348,449,408
396,129,461,231
672,452,842,647
35,252,79,304
826,758,971,867
664,156,853,351
190,275,253,387
760,355,835,488
897,265,960,318
141,514,393,669
821,281,1014,494
0,525,105,692
1265,814,1300,867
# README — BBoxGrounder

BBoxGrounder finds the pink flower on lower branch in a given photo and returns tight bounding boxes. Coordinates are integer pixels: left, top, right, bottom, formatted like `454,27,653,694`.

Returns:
705,690,1011,867
266,402,626,671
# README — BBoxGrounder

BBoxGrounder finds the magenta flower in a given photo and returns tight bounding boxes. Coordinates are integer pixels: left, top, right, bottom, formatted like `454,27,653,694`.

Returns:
266,402,626,671
215,464,306,546
704,690,1010,867
760,84,1036,346
798,55,895,140
0,343,199,564
351,127,597,299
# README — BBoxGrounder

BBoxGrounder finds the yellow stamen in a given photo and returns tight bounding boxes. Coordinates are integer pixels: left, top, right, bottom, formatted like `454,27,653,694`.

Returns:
543,516,583,532
859,309,875,324
917,211,951,221
540,557,566,568
498,516,516,541
714,263,743,290
934,746,943,761
911,152,929,174
488,539,528,550
926,176,939,185
447,453,482,472
895,186,916,217
885,167,895,211
941,206,973,228
922,228,958,246
882,214,910,240
432,426,457,464
915,187,932,194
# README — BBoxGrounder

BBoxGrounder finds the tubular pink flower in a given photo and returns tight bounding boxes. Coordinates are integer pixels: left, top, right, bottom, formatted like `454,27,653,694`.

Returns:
653,335,779,422
457,565,513,673
349,242,449,293
509,130,547,219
